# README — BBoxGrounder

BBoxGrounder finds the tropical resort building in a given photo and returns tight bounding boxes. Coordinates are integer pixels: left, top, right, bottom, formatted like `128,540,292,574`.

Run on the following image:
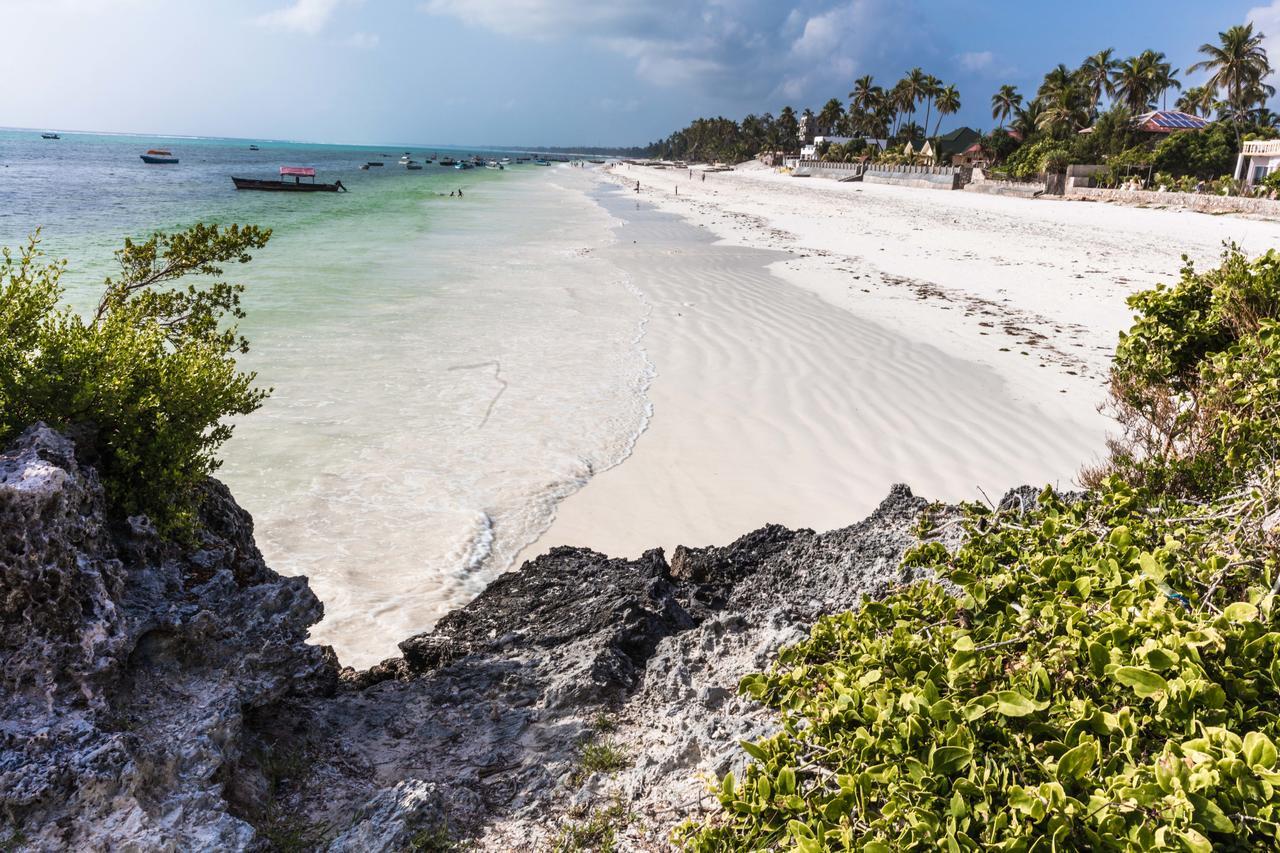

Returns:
1131,109,1210,134
931,127,981,164
1236,139,1280,188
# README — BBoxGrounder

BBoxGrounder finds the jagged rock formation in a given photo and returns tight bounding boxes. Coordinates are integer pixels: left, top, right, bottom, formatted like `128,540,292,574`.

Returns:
0,426,941,851
0,425,334,851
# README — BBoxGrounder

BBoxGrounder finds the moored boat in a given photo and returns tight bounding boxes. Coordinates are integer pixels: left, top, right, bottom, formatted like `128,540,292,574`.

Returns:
231,166,347,192
366,161,384,167
454,161,473,170
406,161,423,170
41,132,60,140
439,156,457,166
140,149,179,164
249,144,260,151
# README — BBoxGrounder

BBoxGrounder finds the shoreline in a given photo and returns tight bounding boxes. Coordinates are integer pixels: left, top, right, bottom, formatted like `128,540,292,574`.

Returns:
522,168,1112,562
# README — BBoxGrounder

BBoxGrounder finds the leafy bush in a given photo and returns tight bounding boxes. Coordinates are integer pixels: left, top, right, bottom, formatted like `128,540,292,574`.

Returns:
1152,125,1237,181
1100,247,1280,496
0,225,271,533
679,248,1280,851
679,480,1280,852
1003,138,1063,180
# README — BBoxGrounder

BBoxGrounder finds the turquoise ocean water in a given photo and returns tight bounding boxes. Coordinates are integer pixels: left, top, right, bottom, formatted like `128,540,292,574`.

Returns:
1,130,651,666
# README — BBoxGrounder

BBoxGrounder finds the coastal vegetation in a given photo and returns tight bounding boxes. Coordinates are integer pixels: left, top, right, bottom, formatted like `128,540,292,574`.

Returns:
679,248,1280,850
0,224,270,533
645,22,1276,193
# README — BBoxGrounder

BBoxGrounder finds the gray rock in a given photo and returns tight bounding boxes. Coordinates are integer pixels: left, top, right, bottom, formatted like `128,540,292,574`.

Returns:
0,428,952,851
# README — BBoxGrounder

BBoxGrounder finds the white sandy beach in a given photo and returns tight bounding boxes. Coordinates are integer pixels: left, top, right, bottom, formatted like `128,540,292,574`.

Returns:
525,164,1280,560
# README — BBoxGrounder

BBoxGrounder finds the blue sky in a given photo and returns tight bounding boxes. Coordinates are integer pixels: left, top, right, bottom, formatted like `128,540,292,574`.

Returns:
2,0,1278,147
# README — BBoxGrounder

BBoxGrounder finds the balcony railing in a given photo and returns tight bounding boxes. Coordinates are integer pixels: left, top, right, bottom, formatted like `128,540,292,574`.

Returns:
1242,140,1280,155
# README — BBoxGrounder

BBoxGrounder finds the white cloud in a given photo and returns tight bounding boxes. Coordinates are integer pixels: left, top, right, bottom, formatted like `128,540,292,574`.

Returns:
256,0,345,35
346,31,379,49
957,50,993,72
1248,1,1280,83
422,0,931,106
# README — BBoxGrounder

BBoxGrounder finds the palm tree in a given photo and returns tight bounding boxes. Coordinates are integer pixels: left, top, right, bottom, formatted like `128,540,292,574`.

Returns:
1078,49,1119,113
1114,55,1156,115
1038,88,1089,138
817,98,845,137
921,74,943,140
902,68,929,129
1139,50,1181,110
991,84,1023,128
1038,64,1076,101
1189,24,1273,140
1013,99,1045,138
932,84,961,137
776,106,799,152
1176,85,1216,117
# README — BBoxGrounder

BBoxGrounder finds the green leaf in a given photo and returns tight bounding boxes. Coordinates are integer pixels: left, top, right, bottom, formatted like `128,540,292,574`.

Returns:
1223,601,1259,623
996,690,1048,717
1180,828,1212,853
1244,731,1278,769
931,745,973,775
1112,666,1168,698
1056,741,1097,782
740,740,768,762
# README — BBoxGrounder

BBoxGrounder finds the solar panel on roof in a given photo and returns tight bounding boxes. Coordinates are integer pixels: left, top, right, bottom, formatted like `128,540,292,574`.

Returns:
1148,111,1207,129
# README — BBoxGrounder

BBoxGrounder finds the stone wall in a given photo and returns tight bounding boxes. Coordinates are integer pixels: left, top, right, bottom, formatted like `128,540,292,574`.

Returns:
793,160,865,181
863,165,967,190
1067,187,1280,219
965,179,1047,198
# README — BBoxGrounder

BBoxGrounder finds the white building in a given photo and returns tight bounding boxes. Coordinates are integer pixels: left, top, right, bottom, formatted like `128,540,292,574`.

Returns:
799,136,887,160
1235,139,1280,187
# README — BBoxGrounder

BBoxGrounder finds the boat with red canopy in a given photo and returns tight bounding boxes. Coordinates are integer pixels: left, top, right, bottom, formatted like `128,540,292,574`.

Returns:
231,166,347,192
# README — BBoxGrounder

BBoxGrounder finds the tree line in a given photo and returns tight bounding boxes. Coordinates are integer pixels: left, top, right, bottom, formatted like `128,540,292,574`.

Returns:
644,23,1276,166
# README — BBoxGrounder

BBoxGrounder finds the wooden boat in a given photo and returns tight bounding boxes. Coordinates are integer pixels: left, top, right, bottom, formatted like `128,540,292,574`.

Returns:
231,166,346,192
41,132,60,140
405,161,423,170
439,157,457,166
140,149,179,164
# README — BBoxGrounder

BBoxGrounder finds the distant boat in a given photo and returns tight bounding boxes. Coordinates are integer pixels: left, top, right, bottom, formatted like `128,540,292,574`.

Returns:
534,158,550,166
454,161,473,170
41,132,60,140
140,149,179,164
406,161,423,170
249,144,260,151
366,161,384,167
231,166,347,192
439,156,457,166
588,159,606,164
360,164,371,170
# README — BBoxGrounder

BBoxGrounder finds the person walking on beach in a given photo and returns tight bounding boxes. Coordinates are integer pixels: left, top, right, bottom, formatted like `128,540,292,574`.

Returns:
701,172,705,183
458,188,463,197
635,181,640,193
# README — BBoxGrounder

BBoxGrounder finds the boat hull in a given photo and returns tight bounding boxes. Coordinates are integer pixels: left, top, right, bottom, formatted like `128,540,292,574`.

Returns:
140,155,178,164
231,177,344,192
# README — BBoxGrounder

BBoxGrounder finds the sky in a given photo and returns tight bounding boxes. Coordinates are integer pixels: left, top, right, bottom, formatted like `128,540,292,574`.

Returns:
2,0,1278,148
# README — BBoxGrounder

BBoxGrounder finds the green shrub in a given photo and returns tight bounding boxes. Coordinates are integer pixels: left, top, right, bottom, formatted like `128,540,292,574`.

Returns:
0,225,271,533
679,247,1280,851
1152,124,1239,181
1101,247,1280,496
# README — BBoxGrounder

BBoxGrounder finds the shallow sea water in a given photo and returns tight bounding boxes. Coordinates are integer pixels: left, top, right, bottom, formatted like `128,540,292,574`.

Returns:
1,131,650,666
